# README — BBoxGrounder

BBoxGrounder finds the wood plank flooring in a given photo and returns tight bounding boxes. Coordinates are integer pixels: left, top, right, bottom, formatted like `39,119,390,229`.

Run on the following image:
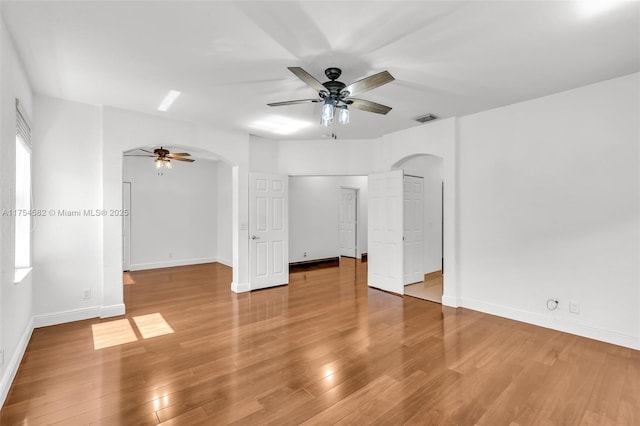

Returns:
1,260,639,425
404,272,443,303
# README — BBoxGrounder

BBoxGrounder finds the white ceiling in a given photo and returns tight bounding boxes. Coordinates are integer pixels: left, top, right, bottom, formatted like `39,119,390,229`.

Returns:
2,1,638,140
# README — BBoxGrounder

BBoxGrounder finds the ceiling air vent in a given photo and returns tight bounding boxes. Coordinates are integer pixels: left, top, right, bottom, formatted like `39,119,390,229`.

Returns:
414,113,437,123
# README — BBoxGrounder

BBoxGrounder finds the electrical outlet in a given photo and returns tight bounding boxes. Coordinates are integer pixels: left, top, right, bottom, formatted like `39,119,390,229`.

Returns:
168,252,173,259
569,300,580,314
83,288,91,300
303,252,308,258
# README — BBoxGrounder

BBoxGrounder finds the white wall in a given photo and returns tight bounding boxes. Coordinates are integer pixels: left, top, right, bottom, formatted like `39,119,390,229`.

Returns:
0,16,34,407
216,161,232,267
397,155,444,274
289,175,368,263
123,156,218,270
278,139,376,175
457,73,639,348
250,135,279,173
32,96,103,321
289,177,338,262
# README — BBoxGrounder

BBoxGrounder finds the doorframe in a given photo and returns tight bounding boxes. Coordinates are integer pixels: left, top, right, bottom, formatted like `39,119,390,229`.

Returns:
122,181,131,272
339,186,358,259
389,152,457,307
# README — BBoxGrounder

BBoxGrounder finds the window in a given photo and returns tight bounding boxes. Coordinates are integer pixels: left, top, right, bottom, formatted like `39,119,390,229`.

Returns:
15,99,32,282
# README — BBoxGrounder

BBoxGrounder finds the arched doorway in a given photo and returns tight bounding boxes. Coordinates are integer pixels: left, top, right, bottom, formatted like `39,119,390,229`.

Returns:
367,147,458,308
121,145,233,273
99,108,250,318
393,154,444,303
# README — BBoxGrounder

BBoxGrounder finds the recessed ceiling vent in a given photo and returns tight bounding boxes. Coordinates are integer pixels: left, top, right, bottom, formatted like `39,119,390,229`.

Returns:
414,113,437,123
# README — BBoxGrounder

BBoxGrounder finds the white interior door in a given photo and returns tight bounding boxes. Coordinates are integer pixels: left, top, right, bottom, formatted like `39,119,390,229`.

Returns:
339,188,357,258
368,170,404,294
403,175,424,284
249,173,289,290
123,182,131,272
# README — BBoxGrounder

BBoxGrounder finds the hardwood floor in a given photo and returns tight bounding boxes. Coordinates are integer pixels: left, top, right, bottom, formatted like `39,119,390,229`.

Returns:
404,272,443,303
1,260,639,425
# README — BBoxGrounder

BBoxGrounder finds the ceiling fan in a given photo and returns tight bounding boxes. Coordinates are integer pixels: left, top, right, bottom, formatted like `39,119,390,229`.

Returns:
268,67,395,126
125,147,194,169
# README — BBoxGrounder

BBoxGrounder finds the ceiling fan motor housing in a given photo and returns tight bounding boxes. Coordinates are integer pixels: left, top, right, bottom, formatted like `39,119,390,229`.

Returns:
154,147,170,158
322,68,349,102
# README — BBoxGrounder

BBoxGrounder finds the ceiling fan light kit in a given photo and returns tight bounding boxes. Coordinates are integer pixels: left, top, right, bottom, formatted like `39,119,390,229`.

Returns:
337,105,350,125
155,157,172,169
321,99,335,126
269,66,394,128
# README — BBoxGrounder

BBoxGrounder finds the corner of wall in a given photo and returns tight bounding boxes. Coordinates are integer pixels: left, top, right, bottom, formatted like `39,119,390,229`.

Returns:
0,317,33,409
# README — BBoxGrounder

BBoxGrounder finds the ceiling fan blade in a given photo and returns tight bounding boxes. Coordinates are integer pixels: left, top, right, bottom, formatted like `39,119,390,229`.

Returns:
167,153,191,158
140,149,155,154
172,157,195,162
268,99,322,107
348,98,392,115
287,67,326,93
124,154,156,157
343,71,394,97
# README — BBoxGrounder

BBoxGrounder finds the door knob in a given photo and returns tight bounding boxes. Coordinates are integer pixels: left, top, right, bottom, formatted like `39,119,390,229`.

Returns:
251,235,260,240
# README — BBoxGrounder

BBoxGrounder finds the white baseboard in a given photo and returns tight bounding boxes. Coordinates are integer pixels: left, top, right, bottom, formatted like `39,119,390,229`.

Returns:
231,281,250,293
100,304,125,319
441,294,460,308
461,297,640,350
1,303,125,408
32,306,101,328
130,257,217,271
216,257,232,267
0,317,33,409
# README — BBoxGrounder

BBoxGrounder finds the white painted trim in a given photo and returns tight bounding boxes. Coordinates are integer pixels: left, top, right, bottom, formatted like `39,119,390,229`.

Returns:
100,304,126,319
129,257,217,271
13,267,32,284
441,295,460,308
31,304,125,328
32,306,100,328
0,317,33,409
231,281,250,293
1,303,126,408
461,297,640,350
216,257,232,268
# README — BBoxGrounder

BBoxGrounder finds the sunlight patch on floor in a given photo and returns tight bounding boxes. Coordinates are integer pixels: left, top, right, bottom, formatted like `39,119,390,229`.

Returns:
91,319,138,350
92,313,174,350
133,313,175,339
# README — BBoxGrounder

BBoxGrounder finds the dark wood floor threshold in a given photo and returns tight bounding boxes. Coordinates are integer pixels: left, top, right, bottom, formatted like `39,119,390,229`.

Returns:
289,257,340,272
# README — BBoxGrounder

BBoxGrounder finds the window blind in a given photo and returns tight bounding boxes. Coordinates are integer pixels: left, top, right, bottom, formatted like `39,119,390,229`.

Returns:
16,98,32,148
